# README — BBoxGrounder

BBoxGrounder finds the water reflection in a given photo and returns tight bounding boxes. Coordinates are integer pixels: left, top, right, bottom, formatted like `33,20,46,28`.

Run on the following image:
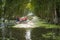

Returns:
31,27,60,40
25,29,31,40
0,27,60,40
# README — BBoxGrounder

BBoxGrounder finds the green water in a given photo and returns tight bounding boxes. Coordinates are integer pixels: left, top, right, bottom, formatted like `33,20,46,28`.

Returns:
0,27,60,40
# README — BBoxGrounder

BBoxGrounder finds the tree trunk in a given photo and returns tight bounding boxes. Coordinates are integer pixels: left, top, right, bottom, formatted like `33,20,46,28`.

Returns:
53,4,58,24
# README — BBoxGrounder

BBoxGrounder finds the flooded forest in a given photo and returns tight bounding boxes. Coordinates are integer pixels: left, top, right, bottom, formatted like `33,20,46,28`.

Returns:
0,0,60,40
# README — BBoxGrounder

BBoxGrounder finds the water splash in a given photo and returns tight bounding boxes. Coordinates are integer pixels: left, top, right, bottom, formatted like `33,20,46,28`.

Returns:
25,29,31,40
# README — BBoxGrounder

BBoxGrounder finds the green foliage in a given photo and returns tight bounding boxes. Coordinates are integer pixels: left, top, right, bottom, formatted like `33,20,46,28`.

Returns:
0,0,60,20
4,0,29,19
31,0,60,23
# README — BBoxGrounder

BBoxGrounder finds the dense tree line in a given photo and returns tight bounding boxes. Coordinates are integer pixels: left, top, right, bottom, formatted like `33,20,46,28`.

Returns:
0,0,60,23
31,0,60,23
0,0,29,19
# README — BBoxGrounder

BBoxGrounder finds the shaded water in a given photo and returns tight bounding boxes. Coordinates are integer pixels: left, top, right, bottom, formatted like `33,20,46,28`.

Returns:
0,27,60,40
25,29,31,40
31,27,60,40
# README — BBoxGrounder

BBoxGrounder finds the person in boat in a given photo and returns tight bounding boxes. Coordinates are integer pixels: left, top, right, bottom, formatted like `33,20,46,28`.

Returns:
16,16,20,24
19,16,28,23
